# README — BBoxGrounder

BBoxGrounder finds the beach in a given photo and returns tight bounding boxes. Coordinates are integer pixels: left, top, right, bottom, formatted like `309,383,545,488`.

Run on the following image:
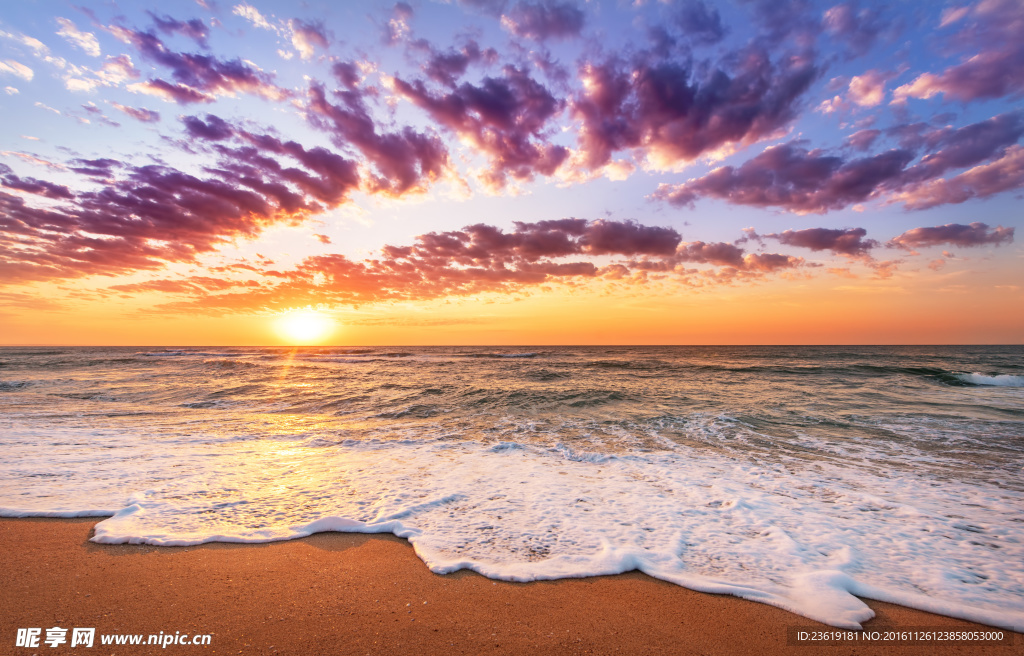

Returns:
2,518,1019,655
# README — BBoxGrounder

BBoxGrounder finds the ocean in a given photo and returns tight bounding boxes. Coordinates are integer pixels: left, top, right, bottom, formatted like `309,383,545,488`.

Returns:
1,345,1022,630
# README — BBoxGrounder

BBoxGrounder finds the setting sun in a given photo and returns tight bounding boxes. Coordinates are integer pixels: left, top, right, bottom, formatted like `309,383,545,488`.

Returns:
275,310,335,344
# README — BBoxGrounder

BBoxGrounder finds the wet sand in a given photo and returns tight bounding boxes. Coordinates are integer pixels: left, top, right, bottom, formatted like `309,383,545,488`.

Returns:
0,518,1019,655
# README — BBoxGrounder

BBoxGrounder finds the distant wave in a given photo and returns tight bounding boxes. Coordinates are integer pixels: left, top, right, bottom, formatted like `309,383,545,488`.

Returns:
461,352,539,359
137,350,246,358
4,350,64,356
954,373,1024,387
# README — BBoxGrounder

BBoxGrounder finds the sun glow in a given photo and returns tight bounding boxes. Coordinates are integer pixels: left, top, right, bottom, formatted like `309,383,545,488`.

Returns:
276,309,335,344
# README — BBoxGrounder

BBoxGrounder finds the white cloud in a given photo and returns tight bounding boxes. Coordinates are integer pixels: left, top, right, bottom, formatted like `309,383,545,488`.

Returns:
233,3,274,31
0,30,49,56
4,85,18,94
96,55,140,85
56,18,101,57
34,101,61,115
66,77,99,92
847,70,889,107
939,6,970,27
0,60,33,81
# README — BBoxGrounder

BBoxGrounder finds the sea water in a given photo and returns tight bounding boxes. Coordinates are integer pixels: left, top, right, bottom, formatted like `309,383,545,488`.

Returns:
0,346,1022,630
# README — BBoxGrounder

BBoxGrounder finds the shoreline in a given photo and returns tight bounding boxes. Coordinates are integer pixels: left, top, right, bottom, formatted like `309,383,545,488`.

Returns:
1,518,1019,655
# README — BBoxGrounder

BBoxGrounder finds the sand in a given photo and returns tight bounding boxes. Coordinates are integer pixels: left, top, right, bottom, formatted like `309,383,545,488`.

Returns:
0,518,1019,655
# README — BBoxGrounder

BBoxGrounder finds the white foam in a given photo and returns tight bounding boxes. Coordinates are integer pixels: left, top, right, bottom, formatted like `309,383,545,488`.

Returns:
955,373,1024,387
2,427,1023,631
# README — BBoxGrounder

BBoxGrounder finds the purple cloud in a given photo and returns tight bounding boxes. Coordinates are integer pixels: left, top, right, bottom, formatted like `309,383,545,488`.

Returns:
766,227,877,256
822,2,888,57
306,80,450,196
182,114,234,140
289,19,330,60
420,40,496,87
651,143,912,213
571,48,817,172
393,66,567,188
846,129,881,151
110,102,161,123
113,26,288,103
0,118,367,284
901,112,1024,184
889,222,1014,249
149,12,210,48
0,165,75,199
896,145,1024,210
501,1,585,41
674,1,726,45
893,0,1024,103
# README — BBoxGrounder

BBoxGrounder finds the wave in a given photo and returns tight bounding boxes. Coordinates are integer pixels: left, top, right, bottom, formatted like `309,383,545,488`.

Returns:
0,380,30,391
137,350,248,358
954,373,1024,387
460,352,539,359
3,350,65,356
4,437,1023,631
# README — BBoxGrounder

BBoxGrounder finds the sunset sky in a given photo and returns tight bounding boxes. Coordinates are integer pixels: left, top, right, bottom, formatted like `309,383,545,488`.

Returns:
0,0,1020,345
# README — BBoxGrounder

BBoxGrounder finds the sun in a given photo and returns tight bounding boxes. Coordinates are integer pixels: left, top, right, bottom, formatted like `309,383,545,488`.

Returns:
275,309,335,345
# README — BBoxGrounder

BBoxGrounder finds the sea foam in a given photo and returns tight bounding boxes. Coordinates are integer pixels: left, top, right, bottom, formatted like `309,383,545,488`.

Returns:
2,427,1022,631
955,373,1024,387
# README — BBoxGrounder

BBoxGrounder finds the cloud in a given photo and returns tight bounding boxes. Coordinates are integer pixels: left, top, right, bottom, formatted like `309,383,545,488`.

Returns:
845,129,880,151
56,18,101,57
651,142,912,214
109,276,253,294
113,26,288,103
638,240,804,274
215,134,361,208
766,227,877,256
847,69,890,107
822,2,887,57
740,0,819,49
149,13,211,49
110,102,161,123
0,116,369,284
289,19,329,60
892,51,1024,103
305,80,451,197
144,218,689,312
182,113,234,139
420,40,495,87
893,144,1024,210
0,29,49,57
570,47,817,172
392,66,565,189
0,164,75,199
674,1,726,45
382,2,414,45
900,111,1024,184
892,0,1024,103
673,241,745,268
68,158,122,178
889,222,1014,249
232,3,274,31
96,55,141,84
0,60,33,81
653,111,1024,213
500,1,585,41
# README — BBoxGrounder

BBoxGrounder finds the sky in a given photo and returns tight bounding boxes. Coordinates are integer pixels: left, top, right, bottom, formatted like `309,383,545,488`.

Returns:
0,0,1021,345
